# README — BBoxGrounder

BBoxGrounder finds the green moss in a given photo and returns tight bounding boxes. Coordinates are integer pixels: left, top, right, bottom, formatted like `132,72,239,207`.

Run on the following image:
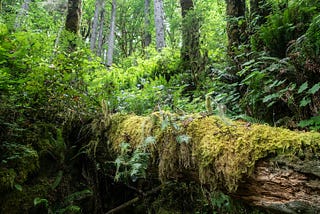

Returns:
187,116,320,192
107,113,320,193
107,113,157,151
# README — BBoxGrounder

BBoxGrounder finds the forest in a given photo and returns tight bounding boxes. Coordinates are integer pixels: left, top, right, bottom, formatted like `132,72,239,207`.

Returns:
0,0,320,213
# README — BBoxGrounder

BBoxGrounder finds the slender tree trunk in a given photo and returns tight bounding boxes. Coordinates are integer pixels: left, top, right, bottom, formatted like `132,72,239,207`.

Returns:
154,0,165,52
14,0,31,30
97,0,106,57
90,0,101,52
180,0,201,85
106,0,116,67
65,0,82,34
143,0,151,48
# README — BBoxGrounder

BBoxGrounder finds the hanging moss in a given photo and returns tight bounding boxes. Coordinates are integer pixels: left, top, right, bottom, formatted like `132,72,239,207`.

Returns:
105,113,320,193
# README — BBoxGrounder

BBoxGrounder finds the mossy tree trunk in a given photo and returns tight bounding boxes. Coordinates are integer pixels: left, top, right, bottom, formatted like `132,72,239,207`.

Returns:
226,0,246,69
143,0,152,48
180,0,202,86
65,0,82,51
104,113,320,213
65,0,82,34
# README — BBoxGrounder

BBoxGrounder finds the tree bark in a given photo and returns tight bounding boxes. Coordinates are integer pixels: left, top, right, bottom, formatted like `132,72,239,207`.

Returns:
180,0,201,84
65,0,82,34
106,0,116,67
97,0,106,57
226,0,246,56
90,0,101,52
154,0,166,51
104,113,320,213
143,0,151,48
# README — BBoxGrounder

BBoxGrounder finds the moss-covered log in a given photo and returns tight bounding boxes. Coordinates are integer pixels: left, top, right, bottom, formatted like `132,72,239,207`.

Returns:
104,112,320,213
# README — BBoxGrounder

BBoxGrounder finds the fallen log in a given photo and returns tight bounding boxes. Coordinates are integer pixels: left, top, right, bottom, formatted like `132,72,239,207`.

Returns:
102,112,320,213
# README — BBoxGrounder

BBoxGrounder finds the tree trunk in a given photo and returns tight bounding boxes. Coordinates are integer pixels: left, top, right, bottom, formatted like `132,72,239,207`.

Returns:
180,0,201,85
103,113,320,213
106,0,116,67
65,0,82,34
14,0,31,30
90,0,101,52
226,0,245,56
97,0,106,57
154,0,166,52
143,0,151,48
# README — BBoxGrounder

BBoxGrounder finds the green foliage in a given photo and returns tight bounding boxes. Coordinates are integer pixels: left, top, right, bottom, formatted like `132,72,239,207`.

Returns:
304,14,320,61
114,136,156,182
33,190,91,214
257,0,320,57
1,0,320,213
0,142,39,185
298,116,320,131
88,48,187,114
34,197,49,208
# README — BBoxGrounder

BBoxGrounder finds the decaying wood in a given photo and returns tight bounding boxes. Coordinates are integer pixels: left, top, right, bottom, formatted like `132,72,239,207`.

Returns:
234,158,320,213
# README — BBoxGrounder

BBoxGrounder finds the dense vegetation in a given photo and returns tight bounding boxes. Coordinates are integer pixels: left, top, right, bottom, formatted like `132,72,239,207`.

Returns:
0,0,319,213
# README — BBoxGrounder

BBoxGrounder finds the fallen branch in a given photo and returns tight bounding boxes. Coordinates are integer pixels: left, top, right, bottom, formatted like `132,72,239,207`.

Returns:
105,184,164,214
